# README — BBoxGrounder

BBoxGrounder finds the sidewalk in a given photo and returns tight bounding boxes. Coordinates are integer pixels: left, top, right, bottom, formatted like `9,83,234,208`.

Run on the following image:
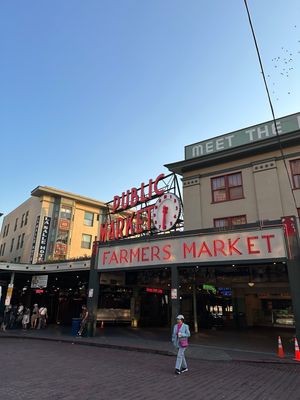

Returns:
0,324,298,364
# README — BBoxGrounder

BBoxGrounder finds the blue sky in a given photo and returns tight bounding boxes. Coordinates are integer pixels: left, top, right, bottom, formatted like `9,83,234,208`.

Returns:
1,1,300,215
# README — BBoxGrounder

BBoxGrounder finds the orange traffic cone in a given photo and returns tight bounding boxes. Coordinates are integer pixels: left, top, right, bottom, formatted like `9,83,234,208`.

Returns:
294,338,300,361
277,336,285,358
100,321,104,329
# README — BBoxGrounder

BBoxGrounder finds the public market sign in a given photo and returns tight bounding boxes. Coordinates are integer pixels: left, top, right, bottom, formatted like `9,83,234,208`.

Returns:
99,174,181,242
97,227,287,270
185,112,300,160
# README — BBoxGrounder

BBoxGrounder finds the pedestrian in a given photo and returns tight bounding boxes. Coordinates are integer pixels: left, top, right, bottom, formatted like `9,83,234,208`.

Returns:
16,303,24,328
37,306,48,329
9,305,18,329
77,305,89,336
22,307,30,330
172,314,190,375
31,304,39,329
0,305,12,331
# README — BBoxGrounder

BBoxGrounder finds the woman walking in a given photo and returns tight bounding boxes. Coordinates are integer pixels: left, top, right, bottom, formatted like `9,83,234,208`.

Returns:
172,314,190,375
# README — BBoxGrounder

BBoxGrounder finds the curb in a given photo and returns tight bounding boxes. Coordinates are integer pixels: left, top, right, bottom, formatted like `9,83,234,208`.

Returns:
0,333,174,357
1,333,299,365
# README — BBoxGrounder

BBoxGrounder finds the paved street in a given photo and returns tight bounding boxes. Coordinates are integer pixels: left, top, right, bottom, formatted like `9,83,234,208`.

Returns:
1,339,300,400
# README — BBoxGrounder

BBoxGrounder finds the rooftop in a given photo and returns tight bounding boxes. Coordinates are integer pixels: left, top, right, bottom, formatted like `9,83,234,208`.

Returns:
31,186,107,208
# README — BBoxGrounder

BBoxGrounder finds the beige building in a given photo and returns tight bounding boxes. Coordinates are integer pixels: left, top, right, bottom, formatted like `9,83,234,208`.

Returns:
0,187,108,263
166,112,300,330
167,112,300,232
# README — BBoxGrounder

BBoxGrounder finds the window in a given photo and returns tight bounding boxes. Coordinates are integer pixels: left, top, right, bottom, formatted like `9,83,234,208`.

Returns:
10,238,14,252
25,211,29,226
211,172,243,203
1,243,6,256
84,211,94,227
60,206,72,220
81,234,92,249
16,235,21,250
14,218,18,231
291,159,300,189
20,214,25,228
20,233,25,248
3,224,10,237
214,215,247,229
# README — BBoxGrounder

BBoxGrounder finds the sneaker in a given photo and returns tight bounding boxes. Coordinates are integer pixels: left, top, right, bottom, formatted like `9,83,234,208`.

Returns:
181,368,188,373
175,369,181,375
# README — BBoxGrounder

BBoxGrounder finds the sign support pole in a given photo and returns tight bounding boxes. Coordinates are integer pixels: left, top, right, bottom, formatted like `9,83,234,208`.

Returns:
4,272,15,306
171,266,180,327
87,243,100,337
193,284,198,333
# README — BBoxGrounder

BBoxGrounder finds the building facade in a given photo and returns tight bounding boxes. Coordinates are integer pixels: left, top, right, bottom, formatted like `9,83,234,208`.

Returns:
0,186,107,264
166,112,300,331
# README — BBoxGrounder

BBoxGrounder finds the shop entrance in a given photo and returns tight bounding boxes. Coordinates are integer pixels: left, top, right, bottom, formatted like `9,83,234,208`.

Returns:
178,262,294,332
0,270,90,326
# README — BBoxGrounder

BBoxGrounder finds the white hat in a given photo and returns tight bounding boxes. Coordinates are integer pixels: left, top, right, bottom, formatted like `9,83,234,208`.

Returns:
176,314,184,320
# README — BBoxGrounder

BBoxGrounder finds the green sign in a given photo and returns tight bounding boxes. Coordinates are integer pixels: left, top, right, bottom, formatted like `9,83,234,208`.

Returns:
203,284,216,294
185,112,300,160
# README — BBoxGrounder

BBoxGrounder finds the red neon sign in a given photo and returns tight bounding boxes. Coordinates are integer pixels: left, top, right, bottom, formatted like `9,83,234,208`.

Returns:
99,173,167,243
146,288,163,294
112,174,165,213
35,289,44,294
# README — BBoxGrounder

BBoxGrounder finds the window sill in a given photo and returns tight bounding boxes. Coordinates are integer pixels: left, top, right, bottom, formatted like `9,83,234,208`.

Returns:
211,197,245,204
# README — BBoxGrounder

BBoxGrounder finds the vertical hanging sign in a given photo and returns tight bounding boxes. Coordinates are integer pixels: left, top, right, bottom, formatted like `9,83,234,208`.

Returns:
30,215,40,264
37,216,51,262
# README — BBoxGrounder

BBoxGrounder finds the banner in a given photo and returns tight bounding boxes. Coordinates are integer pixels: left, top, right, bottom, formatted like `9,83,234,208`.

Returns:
37,216,51,262
97,228,287,270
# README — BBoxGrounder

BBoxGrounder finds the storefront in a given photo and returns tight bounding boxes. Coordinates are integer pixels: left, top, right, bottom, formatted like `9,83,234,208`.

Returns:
2,169,299,340
86,178,295,335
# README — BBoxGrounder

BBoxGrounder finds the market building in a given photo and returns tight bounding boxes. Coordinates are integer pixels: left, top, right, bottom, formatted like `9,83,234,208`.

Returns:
1,112,300,340
165,111,300,333
0,186,108,264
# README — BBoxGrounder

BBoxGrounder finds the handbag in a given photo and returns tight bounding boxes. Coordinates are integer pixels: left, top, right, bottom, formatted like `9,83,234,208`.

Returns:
179,337,189,347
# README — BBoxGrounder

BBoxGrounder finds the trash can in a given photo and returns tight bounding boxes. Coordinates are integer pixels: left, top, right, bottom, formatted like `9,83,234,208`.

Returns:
71,318,81,336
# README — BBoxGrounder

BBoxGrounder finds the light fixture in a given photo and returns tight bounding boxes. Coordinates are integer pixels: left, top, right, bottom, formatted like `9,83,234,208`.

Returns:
248,266,254,287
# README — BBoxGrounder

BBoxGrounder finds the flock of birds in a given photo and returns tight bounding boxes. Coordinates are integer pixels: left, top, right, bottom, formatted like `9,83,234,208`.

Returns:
266,25,300,101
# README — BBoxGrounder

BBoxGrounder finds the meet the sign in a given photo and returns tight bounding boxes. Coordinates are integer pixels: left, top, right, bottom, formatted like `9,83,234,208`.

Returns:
97,228,287,270
185,112,300,160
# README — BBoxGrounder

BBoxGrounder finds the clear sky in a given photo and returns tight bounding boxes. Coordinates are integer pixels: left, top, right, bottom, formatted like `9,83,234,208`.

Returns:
1,0,300,216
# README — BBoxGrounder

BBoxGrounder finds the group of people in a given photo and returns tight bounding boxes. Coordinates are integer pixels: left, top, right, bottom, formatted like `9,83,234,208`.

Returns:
0,303,48,331
1,303,189,375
